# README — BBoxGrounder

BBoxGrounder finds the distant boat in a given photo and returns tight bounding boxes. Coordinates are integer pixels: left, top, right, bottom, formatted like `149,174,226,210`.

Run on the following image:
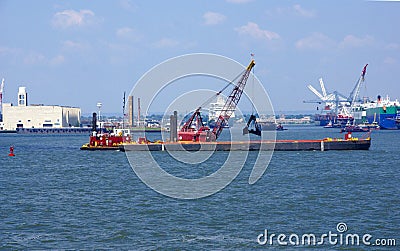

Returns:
258,121,276,131
340,122,379,133
340,125,368,133
323,121,342,128
276,123,287,131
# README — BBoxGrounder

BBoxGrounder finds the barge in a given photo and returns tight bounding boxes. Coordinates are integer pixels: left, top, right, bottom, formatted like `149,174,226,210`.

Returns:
120,137,371,152
81,58,371,152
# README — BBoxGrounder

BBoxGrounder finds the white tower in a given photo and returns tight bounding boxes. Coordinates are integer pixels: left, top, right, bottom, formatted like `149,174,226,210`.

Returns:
18,87,28,106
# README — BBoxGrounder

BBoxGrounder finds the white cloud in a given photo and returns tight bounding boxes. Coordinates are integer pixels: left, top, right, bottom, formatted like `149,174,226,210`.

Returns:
295,33,336,50
293,4,315,18
50,55,65,65
116,27,133,37
235,22,280,41
119,0,136,12
383,57,397,65
385,43,400,50
52,9,96,29
203,12,226,25
296,33,389,51
62,40,89,51
226,0,253,3
266,5,316,18
0,46,20,56
339,35,374,48
152,38,180,48
116,27,142,41
1,47,66,66
23,51,46,65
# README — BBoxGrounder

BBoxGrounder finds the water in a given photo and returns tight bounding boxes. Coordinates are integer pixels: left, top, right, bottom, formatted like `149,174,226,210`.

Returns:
0,126,399,249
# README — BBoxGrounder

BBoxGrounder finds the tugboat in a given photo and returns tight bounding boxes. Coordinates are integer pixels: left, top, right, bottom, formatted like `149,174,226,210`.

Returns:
340,125,368,133
340,120,380,133
80,113,131,150
276,123,287,131
323,121,342,128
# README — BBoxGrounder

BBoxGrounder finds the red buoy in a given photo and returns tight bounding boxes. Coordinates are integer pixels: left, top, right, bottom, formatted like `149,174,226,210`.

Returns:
8,146,15,157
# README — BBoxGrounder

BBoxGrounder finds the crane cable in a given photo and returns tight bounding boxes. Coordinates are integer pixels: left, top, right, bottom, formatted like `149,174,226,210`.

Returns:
251,65,255,115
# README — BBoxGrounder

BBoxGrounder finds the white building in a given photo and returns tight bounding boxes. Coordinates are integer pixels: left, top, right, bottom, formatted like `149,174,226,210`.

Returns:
1,87,81,130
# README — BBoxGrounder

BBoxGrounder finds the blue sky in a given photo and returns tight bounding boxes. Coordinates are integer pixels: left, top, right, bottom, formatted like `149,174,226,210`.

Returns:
1,0,399,114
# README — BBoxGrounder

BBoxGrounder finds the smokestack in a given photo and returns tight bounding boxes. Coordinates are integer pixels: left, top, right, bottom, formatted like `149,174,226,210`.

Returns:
169,111,178,142
92,112,97,131
128,95,134,127
137,97,141,127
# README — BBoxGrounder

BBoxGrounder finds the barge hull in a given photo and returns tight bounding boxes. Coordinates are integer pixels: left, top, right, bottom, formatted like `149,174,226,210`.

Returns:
80,145,120,151
120,139,371,152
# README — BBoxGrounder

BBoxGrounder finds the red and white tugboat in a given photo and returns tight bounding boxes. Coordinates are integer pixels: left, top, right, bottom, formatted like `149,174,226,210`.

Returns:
80,113,131,150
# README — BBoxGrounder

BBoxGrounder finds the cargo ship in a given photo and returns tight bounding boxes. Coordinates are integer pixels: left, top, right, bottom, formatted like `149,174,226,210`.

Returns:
396,112,400,129
364,95,400,130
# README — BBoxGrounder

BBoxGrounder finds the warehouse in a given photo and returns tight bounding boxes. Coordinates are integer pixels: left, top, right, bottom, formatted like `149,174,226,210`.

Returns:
1,87,81,130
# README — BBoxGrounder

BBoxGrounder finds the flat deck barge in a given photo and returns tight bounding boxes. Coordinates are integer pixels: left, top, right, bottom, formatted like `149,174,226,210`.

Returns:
119,138,371,152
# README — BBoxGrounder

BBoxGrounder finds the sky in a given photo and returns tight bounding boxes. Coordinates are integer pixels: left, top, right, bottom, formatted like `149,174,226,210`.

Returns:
1,0,399,115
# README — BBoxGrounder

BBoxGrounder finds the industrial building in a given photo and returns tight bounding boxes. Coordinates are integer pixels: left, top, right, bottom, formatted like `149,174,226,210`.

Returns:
1,87,81,130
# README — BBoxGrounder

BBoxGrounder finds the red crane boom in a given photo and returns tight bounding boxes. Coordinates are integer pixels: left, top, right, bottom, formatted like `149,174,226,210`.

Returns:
178,59,255,142
212,59,255,139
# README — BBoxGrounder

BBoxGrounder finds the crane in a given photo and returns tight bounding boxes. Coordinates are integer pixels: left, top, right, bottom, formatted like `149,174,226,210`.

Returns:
342,64,368,118
178,59,256,142
349,64,368,106
305,78,348,106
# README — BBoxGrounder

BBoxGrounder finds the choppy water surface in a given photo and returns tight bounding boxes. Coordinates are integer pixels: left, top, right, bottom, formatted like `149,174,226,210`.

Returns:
0,126,399,249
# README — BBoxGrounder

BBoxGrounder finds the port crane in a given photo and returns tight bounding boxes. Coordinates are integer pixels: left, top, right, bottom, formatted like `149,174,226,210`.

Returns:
178,59,256,142
348,64,368,105
303,78,348,124
341,64,368,118
304,65,368,125
304,78,347,110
